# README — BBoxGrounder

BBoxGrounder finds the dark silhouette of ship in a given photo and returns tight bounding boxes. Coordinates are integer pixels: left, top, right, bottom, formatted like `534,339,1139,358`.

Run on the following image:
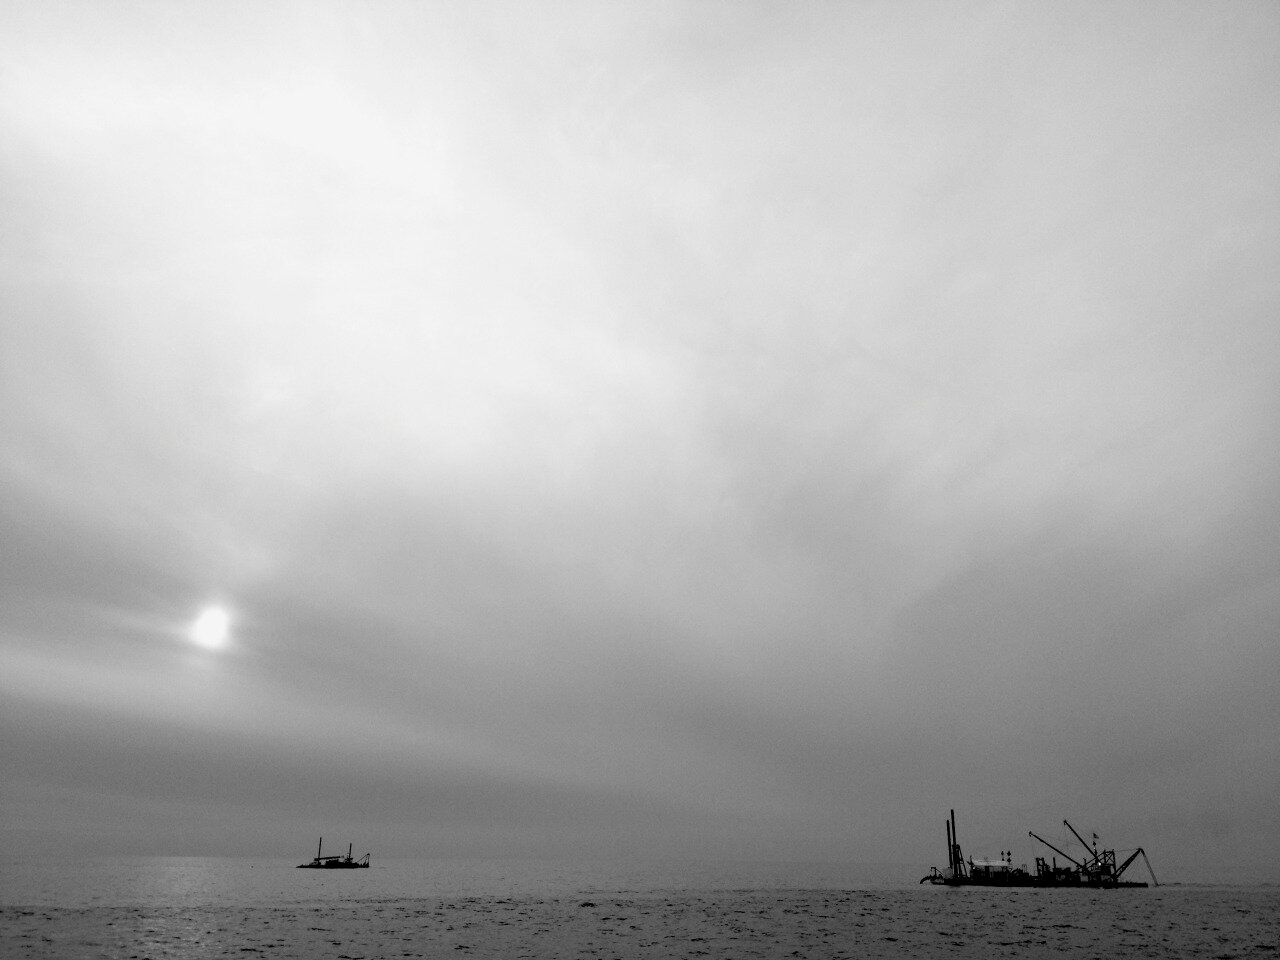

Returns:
297,837,370,869
920,809,1157,887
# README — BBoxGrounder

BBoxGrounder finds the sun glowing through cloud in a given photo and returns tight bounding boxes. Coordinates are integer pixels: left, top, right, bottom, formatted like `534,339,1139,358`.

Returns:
190,606,231,650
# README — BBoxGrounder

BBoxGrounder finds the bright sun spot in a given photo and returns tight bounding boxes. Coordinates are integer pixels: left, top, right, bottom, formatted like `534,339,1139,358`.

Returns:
191,606,231,649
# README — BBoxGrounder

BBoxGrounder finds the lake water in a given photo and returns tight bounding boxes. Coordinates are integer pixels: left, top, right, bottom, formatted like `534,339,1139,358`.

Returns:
1,857,1276,958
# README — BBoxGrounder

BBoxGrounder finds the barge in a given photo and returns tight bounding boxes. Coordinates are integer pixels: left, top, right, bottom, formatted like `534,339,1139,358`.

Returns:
920,809,1157,887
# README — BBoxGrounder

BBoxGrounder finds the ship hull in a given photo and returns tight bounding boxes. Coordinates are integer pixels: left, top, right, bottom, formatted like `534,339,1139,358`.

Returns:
925,876,1146,888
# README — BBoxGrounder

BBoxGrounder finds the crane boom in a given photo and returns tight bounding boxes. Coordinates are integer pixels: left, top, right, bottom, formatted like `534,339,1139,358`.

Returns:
1115,847,1160,885
1029,830,1083,867
1115,847,1143,878
1063,820,1096,862
1141,849,1159,886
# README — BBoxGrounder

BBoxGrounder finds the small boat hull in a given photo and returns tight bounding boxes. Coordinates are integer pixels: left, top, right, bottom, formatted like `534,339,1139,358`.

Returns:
298,838,370,869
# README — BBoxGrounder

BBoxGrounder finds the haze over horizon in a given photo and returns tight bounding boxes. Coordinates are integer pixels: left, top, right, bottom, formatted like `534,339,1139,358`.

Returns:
3,2,1278,883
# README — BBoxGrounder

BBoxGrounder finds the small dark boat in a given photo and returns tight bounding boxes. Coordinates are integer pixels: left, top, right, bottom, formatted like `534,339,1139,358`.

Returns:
297,837,370,869
920,809,1157,888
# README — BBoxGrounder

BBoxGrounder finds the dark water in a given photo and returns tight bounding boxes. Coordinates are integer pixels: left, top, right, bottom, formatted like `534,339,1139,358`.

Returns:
1,857,1276,958
0,856,910,907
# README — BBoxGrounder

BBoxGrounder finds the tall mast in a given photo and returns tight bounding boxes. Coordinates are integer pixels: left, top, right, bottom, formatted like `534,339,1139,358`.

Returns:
317,837,323,859
951,809,960,873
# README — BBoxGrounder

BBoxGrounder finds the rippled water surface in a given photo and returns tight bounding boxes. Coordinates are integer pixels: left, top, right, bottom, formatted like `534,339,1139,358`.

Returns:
0,856,910,908
1,858,1275,958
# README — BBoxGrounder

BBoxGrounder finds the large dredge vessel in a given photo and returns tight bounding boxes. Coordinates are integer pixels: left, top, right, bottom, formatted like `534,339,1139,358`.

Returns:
920,809,1157,888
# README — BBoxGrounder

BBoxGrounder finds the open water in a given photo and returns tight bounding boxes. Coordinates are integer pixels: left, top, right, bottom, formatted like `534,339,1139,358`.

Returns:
1,857,1275,958
0,856,910,909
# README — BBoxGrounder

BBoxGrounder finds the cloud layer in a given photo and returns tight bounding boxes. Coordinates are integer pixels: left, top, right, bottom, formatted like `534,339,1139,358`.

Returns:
3,2,1278,879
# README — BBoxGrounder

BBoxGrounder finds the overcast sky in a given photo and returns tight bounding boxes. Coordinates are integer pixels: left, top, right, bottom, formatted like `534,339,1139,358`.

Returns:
2,2,1278,881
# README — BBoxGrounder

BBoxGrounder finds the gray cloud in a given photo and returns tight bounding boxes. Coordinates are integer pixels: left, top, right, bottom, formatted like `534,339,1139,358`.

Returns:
2,2,1278,880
